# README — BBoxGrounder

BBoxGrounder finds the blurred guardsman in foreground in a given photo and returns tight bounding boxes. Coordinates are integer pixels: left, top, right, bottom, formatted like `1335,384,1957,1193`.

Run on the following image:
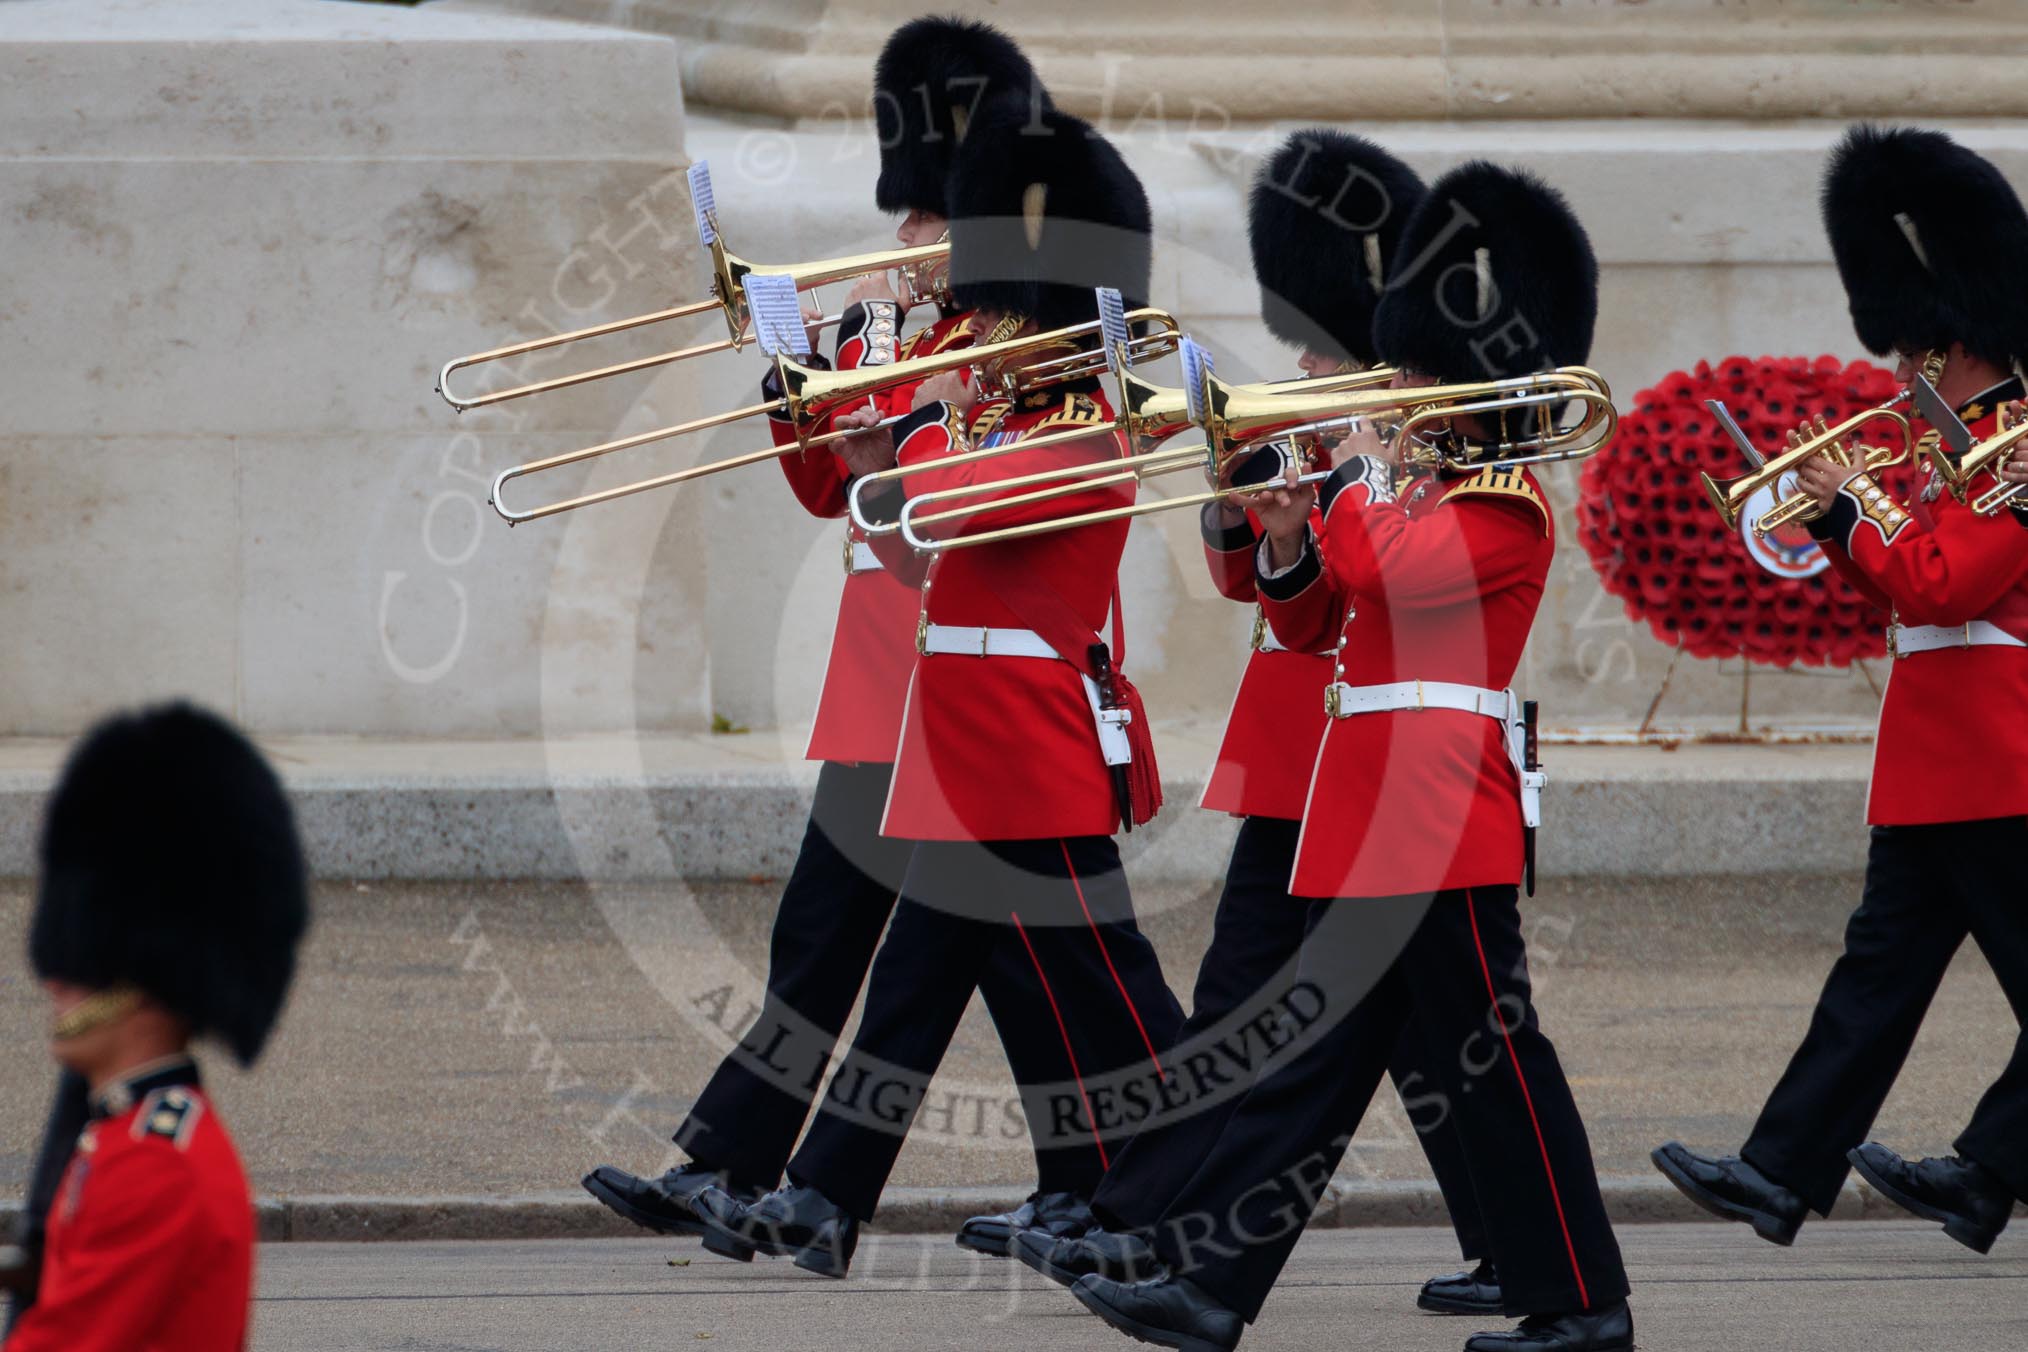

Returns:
1071,162,1633,1352
4,703,309,1351
1015,129,1504,1320
1655,125,2028,1258
583,14,1095,1261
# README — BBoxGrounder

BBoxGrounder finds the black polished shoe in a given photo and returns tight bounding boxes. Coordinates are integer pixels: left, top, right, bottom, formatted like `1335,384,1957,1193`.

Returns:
582,1163,754,1239
1848,1143,2013,1255
694,1181,859,1278
956,1190,1092,1257
1463,1302,1634,1351
1072,1273,1243,1352
1652,1140,1807,1245
1013,1224,1161,1289
1418,1258,1503,1315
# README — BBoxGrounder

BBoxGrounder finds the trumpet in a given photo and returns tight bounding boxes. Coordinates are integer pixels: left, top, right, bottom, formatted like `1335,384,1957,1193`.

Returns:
1942,407,2028,516
896,345,1616,553
488,302,1182,524
437,162,948,411
1700,398,1914,537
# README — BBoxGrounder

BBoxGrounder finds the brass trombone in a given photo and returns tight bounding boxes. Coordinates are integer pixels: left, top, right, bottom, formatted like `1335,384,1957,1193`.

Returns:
1700,398,1916,537
438,161,949,411
896,355,1617,553
488,306,1183,524
888,366,1399,542
1190,366,1616,476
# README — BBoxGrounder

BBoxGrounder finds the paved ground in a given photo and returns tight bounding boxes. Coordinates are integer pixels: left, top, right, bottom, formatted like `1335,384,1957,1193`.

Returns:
252,1223,2028,1351
0,874,2018,1206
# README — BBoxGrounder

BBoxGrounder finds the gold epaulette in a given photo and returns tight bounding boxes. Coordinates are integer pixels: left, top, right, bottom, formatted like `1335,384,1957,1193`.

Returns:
1026,392,1112,437
1447,464,1551,534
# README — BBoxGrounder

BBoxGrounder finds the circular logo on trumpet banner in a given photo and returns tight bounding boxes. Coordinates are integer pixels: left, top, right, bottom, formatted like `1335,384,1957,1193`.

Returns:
1737,480,1831,579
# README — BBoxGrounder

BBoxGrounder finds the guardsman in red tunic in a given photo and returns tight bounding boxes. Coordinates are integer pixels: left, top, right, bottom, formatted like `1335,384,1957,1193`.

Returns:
1655,124,2028,1259
1013,130,1503,1320
1073,164,1632,1352
691,96,1184,1279
584,18,1100,1256
5,703,309,1352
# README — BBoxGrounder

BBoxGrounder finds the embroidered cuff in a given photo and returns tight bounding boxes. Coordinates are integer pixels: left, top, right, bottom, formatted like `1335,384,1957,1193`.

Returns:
1256,529,1321,601
837,300,901,367
1201,502,1259,553
1826,472,1910,548
1317,455,1396,518
890,400,954,447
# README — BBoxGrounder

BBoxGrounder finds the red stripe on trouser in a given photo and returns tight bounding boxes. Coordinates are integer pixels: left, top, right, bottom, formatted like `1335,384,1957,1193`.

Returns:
1011,912,1108,1169
1465,888,1590,1309
1058,839,1165,1077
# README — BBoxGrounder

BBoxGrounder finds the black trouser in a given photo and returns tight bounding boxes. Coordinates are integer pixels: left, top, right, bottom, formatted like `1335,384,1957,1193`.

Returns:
1743,817,2028,1212
788,835,1185,1221
675,762,1099,1195
1091,817,1490,1264
6,1070,89,1327
1145,887,1626,1323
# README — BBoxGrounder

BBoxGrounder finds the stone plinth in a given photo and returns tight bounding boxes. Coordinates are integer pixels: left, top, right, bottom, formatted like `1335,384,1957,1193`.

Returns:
451,0,2028,122
0,0,700,737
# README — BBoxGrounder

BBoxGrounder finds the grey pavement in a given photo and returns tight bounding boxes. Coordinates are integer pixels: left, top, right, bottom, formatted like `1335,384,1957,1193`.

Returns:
252,1224,2028,1351
2,873,2019,1229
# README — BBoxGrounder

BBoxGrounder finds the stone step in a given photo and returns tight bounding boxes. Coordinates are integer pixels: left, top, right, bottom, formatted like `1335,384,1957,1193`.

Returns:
0,731,1872,880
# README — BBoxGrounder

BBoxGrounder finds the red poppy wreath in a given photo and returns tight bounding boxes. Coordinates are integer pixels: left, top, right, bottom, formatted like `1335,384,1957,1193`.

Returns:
1575,355,1909,667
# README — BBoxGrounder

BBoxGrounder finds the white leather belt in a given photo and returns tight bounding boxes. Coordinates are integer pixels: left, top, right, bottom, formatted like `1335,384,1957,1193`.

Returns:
844,537,882,575
1889,620,2026,658
919,624,1059,659
918,624,1133,767
1324,680,1545,828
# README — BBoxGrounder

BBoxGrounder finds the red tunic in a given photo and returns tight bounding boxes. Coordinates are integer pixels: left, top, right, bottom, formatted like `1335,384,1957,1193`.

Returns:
1262,462,1553,899
1809,378,2028,825
770,306,980,764
7,1066,252,1352
866,385,1134,841
1198,503,1335,822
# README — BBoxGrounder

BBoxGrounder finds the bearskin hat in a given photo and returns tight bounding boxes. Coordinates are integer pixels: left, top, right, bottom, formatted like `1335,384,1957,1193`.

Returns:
945,99,1152,333
1249,130,1426,366
1372,161,1597,384
1821,124,2028,370
874,16,1050,216
31,703,309,1067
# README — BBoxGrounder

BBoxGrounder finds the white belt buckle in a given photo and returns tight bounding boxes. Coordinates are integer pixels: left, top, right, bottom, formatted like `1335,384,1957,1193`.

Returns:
1958,622,1975,649
1413,679,1425,711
